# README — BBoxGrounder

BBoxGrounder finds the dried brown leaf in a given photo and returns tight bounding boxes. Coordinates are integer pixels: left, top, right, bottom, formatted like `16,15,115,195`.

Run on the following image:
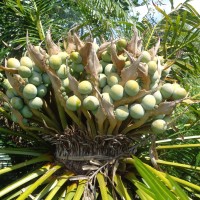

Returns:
27,44,46,72
97,41,111,58
79,42,91,66
46,30,61,55
149,38,160,59
11,108,26,129
110,42,125,74
138,63,151,90
95,89,116,128
154,101,177,116
0,65,18,74
85,43,101,81
120,59,139,86
74,33,84,51
5,72,25,97
65,32,76,54
67,72,80,98
127,28,140,57
46,68,84,129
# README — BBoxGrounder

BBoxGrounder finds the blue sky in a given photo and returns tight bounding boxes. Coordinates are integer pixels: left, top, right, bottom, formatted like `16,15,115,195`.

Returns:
135,0,200,21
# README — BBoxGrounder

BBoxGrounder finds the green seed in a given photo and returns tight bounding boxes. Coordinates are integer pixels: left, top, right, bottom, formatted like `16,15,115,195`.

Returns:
107,73,121,87
21,105,33,118
66,95,81,111
78,80,93,95
139,51,151,63
29,97,43,110
141,95,156,110
160,83,174,99
18,66,32,78
151,119,167,134
109,84,124,101
83,96,99,111
20,57,33,68
98,73,107,88
124,80,139,97
23,84,37,99
49,54,62,70
115,105,129,121
7,58,20,68
28,71,43,86
10,97,24,110
37,84,47,98
129,104,145,119
70,52,82,64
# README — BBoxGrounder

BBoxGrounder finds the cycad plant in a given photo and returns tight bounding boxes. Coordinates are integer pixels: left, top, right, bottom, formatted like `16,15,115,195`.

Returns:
0,25,199,199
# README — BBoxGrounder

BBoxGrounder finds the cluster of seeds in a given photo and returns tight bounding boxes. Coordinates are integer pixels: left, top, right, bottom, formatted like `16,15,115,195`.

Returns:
1,32,187,135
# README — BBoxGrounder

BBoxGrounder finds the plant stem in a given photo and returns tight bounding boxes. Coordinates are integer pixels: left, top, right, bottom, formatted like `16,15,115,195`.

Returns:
0,148,45,156
65,182,77,200
45,171,74,200
145,25,158,50
145,157,200,171
34,179,58,200
156,135,200,144
73,180,87,200
0,154,52,175
31,109,61,131
97,173,109,200
43,99,61,128
156,143,200,149
55,95,68,130
82,108,96,137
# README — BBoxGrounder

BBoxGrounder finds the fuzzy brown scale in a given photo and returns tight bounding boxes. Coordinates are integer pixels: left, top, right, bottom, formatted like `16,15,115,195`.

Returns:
0,29,188,176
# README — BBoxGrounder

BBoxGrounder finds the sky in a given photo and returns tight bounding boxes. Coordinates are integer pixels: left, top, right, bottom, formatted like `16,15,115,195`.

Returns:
135,0,200,21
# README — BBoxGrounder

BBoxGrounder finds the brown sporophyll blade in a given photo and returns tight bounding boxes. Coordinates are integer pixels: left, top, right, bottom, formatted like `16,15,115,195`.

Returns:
46,29,61,56
110,42,125,74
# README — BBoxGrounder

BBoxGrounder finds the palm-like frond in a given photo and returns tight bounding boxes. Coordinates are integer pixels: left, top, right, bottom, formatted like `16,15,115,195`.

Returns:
137,2,200,74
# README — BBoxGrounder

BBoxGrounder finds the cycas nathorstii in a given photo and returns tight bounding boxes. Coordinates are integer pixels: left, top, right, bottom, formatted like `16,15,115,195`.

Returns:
0,29,188,199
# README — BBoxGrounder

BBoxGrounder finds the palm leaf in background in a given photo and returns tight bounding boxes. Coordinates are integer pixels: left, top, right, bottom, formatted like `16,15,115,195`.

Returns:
138,1,200,74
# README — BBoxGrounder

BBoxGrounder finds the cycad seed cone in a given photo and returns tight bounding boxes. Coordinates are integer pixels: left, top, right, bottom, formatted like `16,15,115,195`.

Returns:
1,29,189,184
